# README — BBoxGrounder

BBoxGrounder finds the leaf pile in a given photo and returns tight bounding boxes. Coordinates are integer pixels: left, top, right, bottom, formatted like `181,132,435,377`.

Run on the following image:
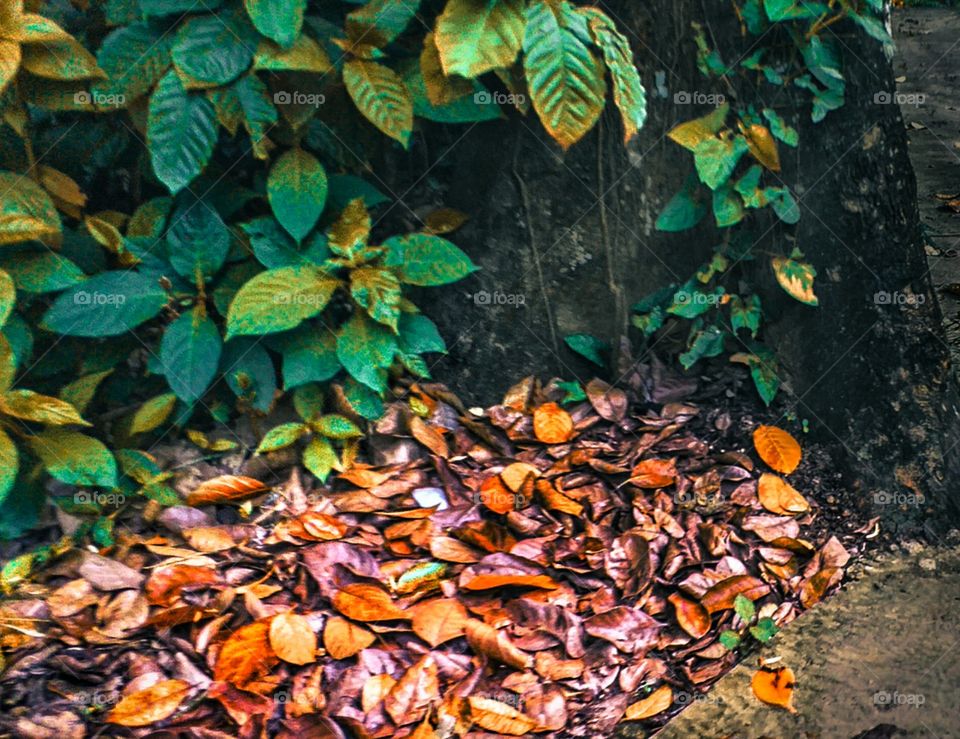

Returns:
0,371,866,737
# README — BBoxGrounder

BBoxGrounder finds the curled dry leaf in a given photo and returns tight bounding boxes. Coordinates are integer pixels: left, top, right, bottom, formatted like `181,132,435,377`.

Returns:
758,473,810,515
753,426,801,475
186,475,269,506
751,664,797,713
630,458,678,488
323,615,375,659
624,685,673,721
500,461,539,493
106,679,191,727
145,565,220,606
384,655,439,726
269,612,317,665
465,619,532,670
800,566,843,609
533,402,574,444
331,582,410,621
213,620,278,688
668,592,711,639
410,597,468,647
409,415,450,458
700,575,771,614
479,474,520,515
468,696,539,735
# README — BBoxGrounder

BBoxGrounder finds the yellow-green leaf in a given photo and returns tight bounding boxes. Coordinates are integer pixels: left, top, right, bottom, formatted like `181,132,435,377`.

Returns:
20,37,104,81
267,148,328,242
772,256,818,306
29,429,118,488
0,334,15,393
668,104,730,151
0,268,14,327
303,435,338,482
226,265,338,339
343,59,413,148
435,0,526,78
0,390,89,426
129,393,178,435
13,14,70,43
256,422,308,453
254,35,330,73
584,8,646,142
0,40,21,97
0,427,18,505
350,266,402,330
59,370,113,415
0,172,62,246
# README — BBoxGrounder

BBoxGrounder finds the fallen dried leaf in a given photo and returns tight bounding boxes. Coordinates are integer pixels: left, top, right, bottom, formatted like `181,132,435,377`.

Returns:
753,426,801,474
758,473,810,515
624,685,673,720
186,475,269,506
331,583,410,621
106,679,191,727
323,616,375,659
468,696,539,735
752,664,797,712
411,597,469,647
269,612,317,665
533,402,574,444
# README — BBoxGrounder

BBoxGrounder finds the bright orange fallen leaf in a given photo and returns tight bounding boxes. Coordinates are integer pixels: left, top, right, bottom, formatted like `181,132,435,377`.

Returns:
465,619,532,670
624,684,673,720
479,475,519,514
186,475,269,506
630,458,678,488
701,575,771,614
753,426,802,474
410,597,469,647
410,415,450,458
145,565,220,606
106,679,191,726
323,615,375,659
668,592,711,638
533,402,574,444
332,583,410,621
752,664,797,712
269,612,317,665
213,620,277,688
758,473,810,515
384,655,439,726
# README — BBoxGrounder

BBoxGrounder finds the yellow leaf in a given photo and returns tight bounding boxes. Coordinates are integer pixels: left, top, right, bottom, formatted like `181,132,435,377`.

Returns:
37,165,86,208
106,679,191,727
467,696,538,735
269,612,317,665
423,206,470,235
129,393,177,435
323,615,375,659
20,37,104,81
13,14,71,44
771,256,818,307
753,425,802,474
668,104,730,150
254,35,331,73
758,473,810,515
419,33,472,107
185,475,269,506
624,685,673,720
0,390,89,426
0,40,21,97
0,172,61,246
742,122,781,172
328,197,370,253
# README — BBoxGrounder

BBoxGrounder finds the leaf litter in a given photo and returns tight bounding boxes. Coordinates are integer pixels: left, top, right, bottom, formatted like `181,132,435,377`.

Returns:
0,363,874,737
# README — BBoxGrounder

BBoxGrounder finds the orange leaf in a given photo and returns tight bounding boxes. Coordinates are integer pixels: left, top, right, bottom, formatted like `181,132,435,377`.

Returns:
182,526,237,552
500,462,539,493
629,458,678,488
410,717,438,739
411,597,468,647
758,473,809,515
106,679,191,727
753,426,801,474
800,566,843,609
331,583,410,621
269,612,317,665
145,565,220,606
323,615,375,659
700,575,771,614
410,416,450,458
384,655,439,726
624,685,673,720
429,536,482,563
533,402,574,444
751,665,797,712
460,573,558,591
464,619,532,670
742,122,781,172
479,475,519,515
668,592,711,638
186,475,269,506
296,511,351,541
535,478,584,516
214,621,277,688
467,696,538,735
362,673,397,713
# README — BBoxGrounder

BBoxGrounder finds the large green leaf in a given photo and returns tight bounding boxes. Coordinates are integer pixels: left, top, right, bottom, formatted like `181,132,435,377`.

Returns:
244,0,306,48
275,324,340,389
350,266,402,331
220,339,276,412
0,173,62,246
398,313,445,355
165,196,231,281
347,0,422,46
29,429,118,488
583,8,646,142
0,390,88,426
336,311,398,392
0,251,85,293
147,71,219,194
240,217,330,269
226,265,338,338
656,174,708,232
523,1,606,150
93,22,171,101
232,74,279,160
267,148,328,242
257,422,308,453
41,272,168,337
435,0,526,78
0,428,17,506
160,309,222,403
172,13,255,87
384,233,476,286
343,60,414,148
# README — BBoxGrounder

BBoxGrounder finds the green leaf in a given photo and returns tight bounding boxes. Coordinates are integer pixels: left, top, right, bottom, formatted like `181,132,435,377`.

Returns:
0,390,88,426
693,136,749,190
275,324,340,389
268,148,328,242
656,174,707,232
435,0,526,78
160,310,222,403
336,311,398,392
342,376,384,419
351,267,402,331
41,272,168,337
240,217,330,269
730,295,762,338
523,0,606,150
0,251,85,293
257,422,308,453
226,265,338,339
141,0,222,15
292,383,324,423
750,616,779,643
129,393,177,435
347,0,422,47
313,414,362,440
733,593,756,622
583,8,647,141
762,109,798,147
0,269,13,328
719,629,741,650
0,334,16,393
231,74,279,160
59,370,113,415
668,285,723,319
220,339,277,413
556,380,586,404
0,428,18,506
398,313,445,355
712,185,744,227
343,59,414,148
245,0,305,48
768,187,800,224
303,436,337,482
0,465,43,538
763,0,827,21
772,256,817,305
29,429,118,488
0,173,62,246
402,65,501,125
679,324,725,369
327,175,390,213
564,334,608,367
166,196,231,281
147,70,219,194
384,233,476,286
172,13,255,87
93,21,172,101
731,348,781,406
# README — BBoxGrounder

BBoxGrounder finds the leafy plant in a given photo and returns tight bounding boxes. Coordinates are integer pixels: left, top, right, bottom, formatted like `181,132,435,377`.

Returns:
719,593,780,649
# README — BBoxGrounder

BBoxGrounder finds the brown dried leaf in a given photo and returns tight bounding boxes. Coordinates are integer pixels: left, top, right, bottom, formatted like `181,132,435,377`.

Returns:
411,597,468,647
533,402,574,444
269,612,317,665
106,679,191,727
758,473,809,515
213,620,278,688
145,565,220,606
465,619,532,669
668,592,711,638
410,416,450,458
624,685,673,720
323,615,375,659
186,475,269,506
468,696,539,735
384,655,439,726
331,582,410,621
701,575,771,614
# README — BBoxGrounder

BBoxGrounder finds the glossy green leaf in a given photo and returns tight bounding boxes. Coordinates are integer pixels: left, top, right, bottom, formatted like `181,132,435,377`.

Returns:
730,295,762,337
336,311,397,392
0,251,85,293
277,326,340,390
172,13,255,86
166,196,231,281
29,429,118,488
435,0,526,78
351,267,402,331
93,22,172,101
384,233,476,286
241,217,330,269
226,265,338,338
268,148,328,242
160,310,222,403
343,60,413,148
0,428,17,506
257,422,308,453
656,173,707,232
564,334,608,366
245,0,305,48
347,0,421,47
398,313,445,355
41,272,168,337
303,435,337,482
141,0,222,14
220,339,277,413
583,7,646,141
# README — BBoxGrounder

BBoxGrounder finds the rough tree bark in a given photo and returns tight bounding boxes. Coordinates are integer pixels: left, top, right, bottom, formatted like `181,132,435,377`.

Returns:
409,1,960,532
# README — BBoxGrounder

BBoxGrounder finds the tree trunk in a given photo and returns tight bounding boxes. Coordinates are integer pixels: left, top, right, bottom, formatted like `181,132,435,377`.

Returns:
412,1,960,532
